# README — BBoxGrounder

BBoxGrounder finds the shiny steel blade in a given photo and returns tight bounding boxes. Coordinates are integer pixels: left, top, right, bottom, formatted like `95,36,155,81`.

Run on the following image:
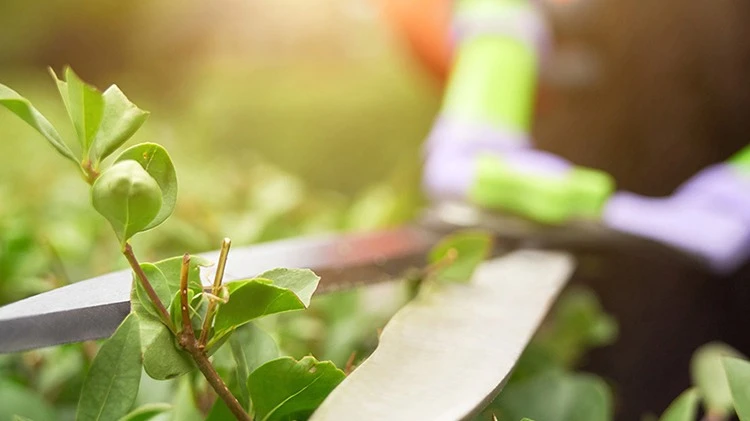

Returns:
0,225,440,353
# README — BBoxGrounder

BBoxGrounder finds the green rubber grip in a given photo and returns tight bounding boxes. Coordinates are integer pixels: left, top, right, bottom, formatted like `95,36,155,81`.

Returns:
469,155,616,224
729,145,750,174
442,0,539,133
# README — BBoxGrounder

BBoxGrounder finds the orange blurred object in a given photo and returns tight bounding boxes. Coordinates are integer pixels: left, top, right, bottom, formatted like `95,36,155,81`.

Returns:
377,0,453,82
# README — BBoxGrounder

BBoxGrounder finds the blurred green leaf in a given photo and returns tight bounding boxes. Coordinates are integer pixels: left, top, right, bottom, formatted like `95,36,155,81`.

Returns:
114,143,177,231
428,231,492,283
247,356,345,421
690,342,745,418
229,323,280,408
0,83,77,163
491,371,613,421
13,416,36,421
0,380,56,421
723,357,750,421
92,160,163,244
658,389,699,421
206,400,234,421
76,313,142,421
170,377,202,421
214,269,320,334
118,403,172,421
91,85,149,162
51,67,104,155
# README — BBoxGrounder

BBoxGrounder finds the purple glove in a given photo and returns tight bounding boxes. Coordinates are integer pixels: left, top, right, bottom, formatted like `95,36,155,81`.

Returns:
604,163,750,274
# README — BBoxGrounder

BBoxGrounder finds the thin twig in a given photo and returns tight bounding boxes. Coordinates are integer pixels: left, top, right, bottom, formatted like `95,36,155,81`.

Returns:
178,252,249,421
123,243,176,335
199,238,231,346
179,254,193,336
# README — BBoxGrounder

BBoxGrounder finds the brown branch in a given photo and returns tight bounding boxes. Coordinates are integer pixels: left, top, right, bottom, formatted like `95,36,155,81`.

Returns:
178,251,250,421
199,238,231,346
123,243,175,335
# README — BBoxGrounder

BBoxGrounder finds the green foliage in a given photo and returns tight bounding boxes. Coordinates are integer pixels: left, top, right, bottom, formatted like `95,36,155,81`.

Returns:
690,342,745,418
723,357,750,421
92,160,163,245
0,82,77,164
491,371,613,421
247,356,346,421
427,230,492,283
229,323,280,409
76,313,142,421
658,389,699,421
213,268,320,335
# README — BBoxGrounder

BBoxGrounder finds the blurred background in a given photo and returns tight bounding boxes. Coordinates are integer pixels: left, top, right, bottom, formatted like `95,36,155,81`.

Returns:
1,0,750,420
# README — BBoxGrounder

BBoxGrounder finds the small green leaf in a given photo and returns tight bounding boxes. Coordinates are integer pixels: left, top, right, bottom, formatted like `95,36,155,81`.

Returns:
248,356,346,421
428,230,493,283
0,83,77,163
91,85,149,162
723,357,750,421
134,263,172,318
229,323,280,408
92,160,163,244
114,143,177,231
117,403,172,421
213,276,316,334
76,313,142,421
152,255,211,297
52,67,104,155
138,314,193,380
658,389,699,421
492,371,613,421
690,342,745,418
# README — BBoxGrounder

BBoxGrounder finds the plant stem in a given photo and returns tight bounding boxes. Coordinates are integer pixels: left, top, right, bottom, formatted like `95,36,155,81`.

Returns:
122,243,176,335
179,253,250,421
199,238,231,346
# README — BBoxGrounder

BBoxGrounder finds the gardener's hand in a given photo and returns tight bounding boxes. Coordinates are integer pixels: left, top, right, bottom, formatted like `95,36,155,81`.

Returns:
603,156,750,275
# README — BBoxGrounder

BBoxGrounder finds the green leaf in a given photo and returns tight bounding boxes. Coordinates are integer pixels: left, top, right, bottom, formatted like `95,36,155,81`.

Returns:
152,255,211,297
92,160,163,244
114,143,177,231
690,342,745,417
428,230,493,283
213,272,319,334
117,403,172,421
134,263,172,318
492,371,613,421
257,268,320,307
76,313,143,421
170,377,203,421
206,400,235,421
52,67,104,155
138,314,193,380
0,83,77,163
13,416,36,421
723,357,750,421
248,356,346,421
658,389,699,421
229,323,280,408
0,380,56,421
91,85,149,162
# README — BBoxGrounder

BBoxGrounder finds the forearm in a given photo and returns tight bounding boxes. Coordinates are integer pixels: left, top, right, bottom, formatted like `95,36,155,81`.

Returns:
435,0,549,149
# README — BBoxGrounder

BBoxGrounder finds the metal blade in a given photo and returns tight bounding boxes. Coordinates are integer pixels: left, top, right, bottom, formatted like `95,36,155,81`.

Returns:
0,225,440,353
